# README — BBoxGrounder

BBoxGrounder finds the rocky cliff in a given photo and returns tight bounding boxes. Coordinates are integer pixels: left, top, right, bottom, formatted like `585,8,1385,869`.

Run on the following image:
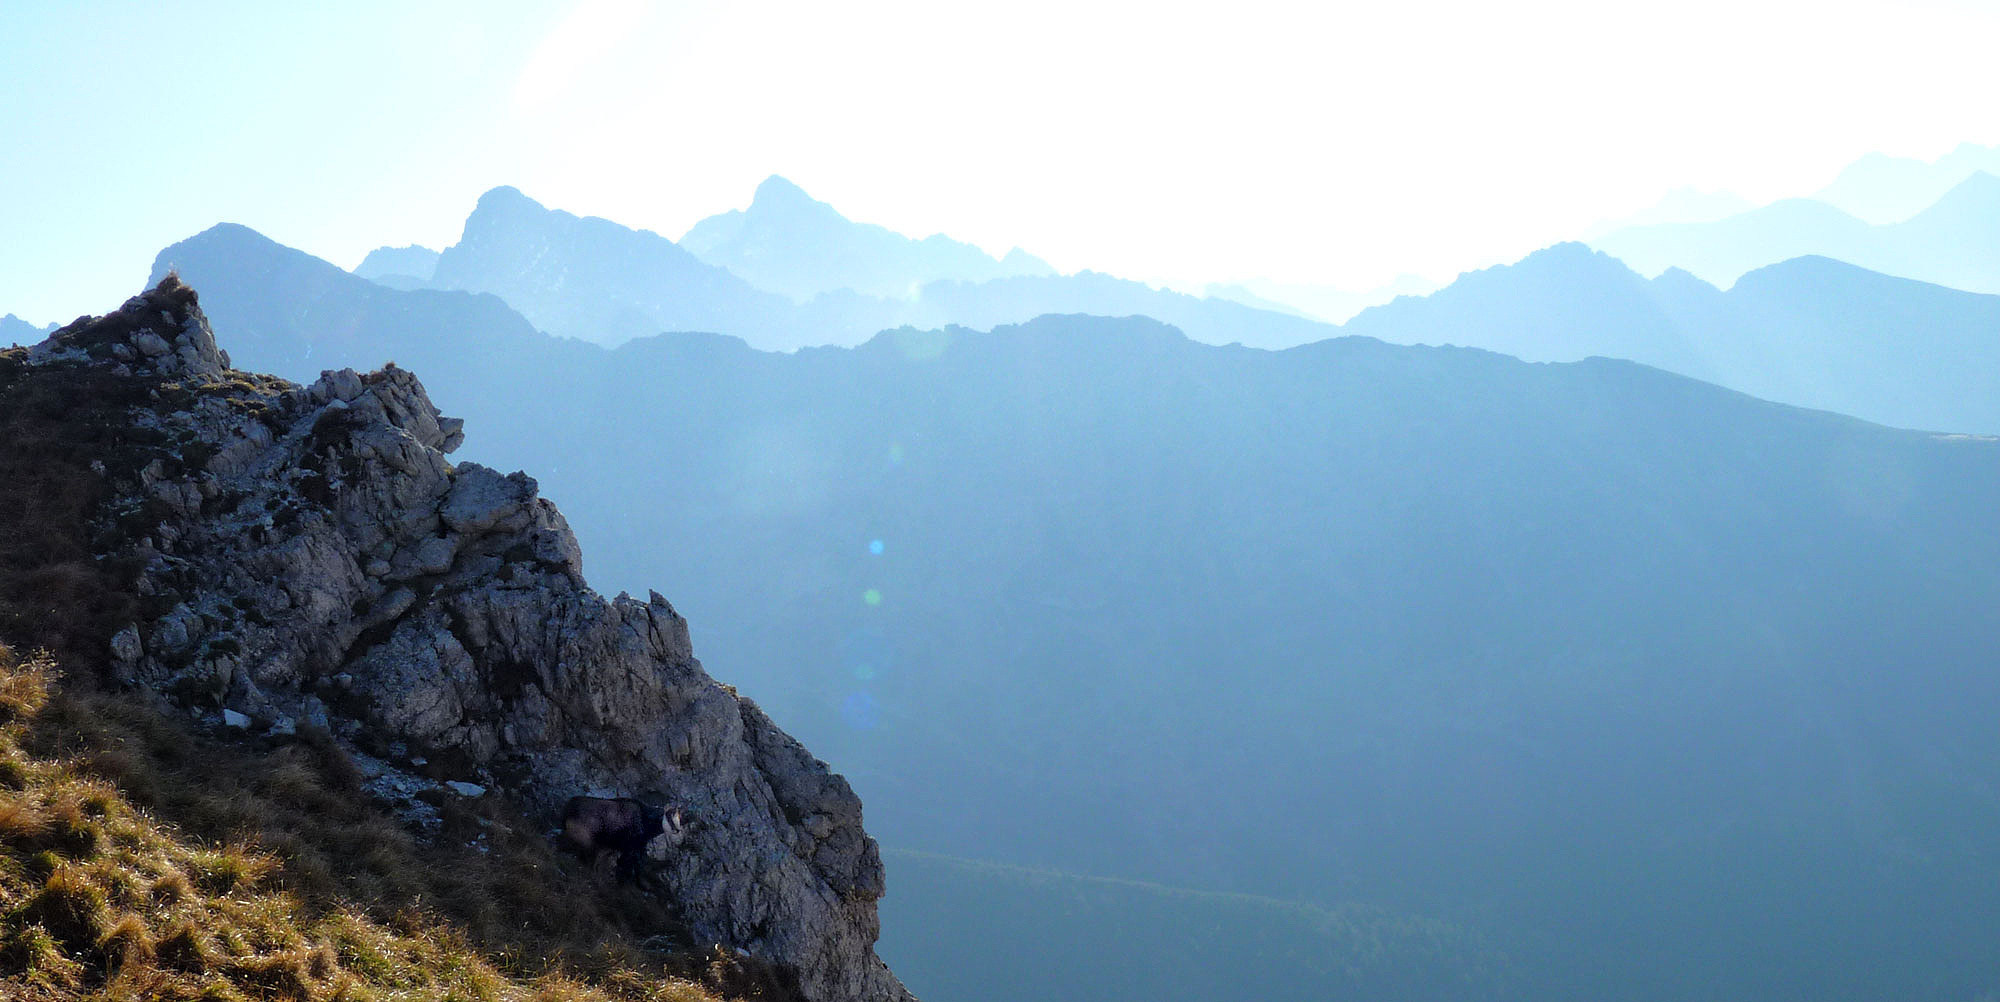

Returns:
13,277,913,1002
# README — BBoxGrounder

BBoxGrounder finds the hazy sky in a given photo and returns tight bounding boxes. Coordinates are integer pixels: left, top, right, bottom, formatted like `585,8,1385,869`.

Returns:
4,0,1998,324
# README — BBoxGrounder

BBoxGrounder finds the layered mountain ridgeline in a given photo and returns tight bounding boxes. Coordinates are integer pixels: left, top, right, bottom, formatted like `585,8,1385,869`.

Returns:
352,245,440,291
1342,243,2000,434
141,235,2000,1000
679,176,1055,302
411,186,1333,351
1812,141,2000,224
428,187,799,349
0,279,912,1002
1589,170,2000,292
1204,273,1443,325
169,223,2000,438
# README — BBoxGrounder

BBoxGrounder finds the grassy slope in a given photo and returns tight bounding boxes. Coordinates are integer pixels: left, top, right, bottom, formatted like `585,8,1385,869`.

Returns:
0,643,734,1000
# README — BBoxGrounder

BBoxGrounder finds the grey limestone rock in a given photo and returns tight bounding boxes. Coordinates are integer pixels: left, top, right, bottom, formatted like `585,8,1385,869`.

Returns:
22,278,912,1002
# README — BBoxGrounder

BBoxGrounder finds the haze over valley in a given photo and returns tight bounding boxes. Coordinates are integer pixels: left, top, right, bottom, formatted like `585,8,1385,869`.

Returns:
6,4,2000,1000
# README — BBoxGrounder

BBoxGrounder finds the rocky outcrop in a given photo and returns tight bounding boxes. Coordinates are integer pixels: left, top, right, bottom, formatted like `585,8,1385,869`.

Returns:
24,277,913,1002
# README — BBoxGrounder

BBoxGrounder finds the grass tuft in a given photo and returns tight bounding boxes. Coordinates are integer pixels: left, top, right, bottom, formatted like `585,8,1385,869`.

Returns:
154,921,213,972
16,866,109,952
97,910,155,969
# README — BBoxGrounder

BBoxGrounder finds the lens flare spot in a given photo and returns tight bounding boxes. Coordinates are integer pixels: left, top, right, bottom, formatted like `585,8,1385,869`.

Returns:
868,539,884,555
887,443,904,465
841,691,881,730
863,588,882,606
841,627,896,678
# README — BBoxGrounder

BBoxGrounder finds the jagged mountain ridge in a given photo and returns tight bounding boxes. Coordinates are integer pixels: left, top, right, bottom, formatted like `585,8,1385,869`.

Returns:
186,223,2000,437
430,186,801,349
679,175,1056,302
1342,242,2000,433
416,186,1335,351
7,278,912,1002
3,313,57,344
1589,171,2000,292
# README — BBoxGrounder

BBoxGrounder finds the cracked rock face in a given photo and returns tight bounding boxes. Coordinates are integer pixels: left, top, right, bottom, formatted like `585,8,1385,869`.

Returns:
28,277,913,1002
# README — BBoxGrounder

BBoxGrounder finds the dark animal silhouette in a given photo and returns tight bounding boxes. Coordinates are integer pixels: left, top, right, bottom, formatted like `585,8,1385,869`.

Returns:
559,795,688,882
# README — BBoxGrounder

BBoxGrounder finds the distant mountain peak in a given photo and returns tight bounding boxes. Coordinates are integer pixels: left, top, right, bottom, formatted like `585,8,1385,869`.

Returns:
477,184,533,206
751,174,822,212
1493,241,1641,283
1524,240,1604,262
680,176,1060,302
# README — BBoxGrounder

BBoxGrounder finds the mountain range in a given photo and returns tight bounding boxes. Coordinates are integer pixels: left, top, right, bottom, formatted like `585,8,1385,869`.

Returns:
395,184,1337,351
429,185,802,348
679,175,1055,302
1812,141,2000,223
1589,170,2000,293
1342,242,2000,434
145,224,2000,1001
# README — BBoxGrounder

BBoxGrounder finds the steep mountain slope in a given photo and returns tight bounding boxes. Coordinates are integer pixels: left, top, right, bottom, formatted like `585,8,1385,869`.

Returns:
152,232,2000,1001
680,176,1054,302
3,314,56,345
419,186,1334,351
0,279,911,1002
152,224,579,390
1343,243,2000,433
430,187,801,349
1590,172,2000,293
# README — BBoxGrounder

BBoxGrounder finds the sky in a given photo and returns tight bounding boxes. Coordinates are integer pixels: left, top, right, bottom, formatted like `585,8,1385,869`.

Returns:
4,0,1999,325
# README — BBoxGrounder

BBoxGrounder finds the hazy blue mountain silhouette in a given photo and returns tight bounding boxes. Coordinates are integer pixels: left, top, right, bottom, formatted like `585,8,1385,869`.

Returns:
1342,242,2000,433
352,244,440,290
680,175,1055,302
1203,273,1442,323
429,186,803,349
1590,172,2000,293
1814,142,2000,223
420,185,1335,350
1,313,57,344
811,270,1337,350
1581,185,1757,238
153,224,589,383
153,224,2000,1001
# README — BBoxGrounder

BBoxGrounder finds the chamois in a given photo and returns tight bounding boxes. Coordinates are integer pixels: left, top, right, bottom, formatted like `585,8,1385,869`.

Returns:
559,795,689,883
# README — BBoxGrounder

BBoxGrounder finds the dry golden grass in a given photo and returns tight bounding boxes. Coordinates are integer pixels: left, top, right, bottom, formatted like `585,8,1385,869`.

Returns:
0,644,772,1001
